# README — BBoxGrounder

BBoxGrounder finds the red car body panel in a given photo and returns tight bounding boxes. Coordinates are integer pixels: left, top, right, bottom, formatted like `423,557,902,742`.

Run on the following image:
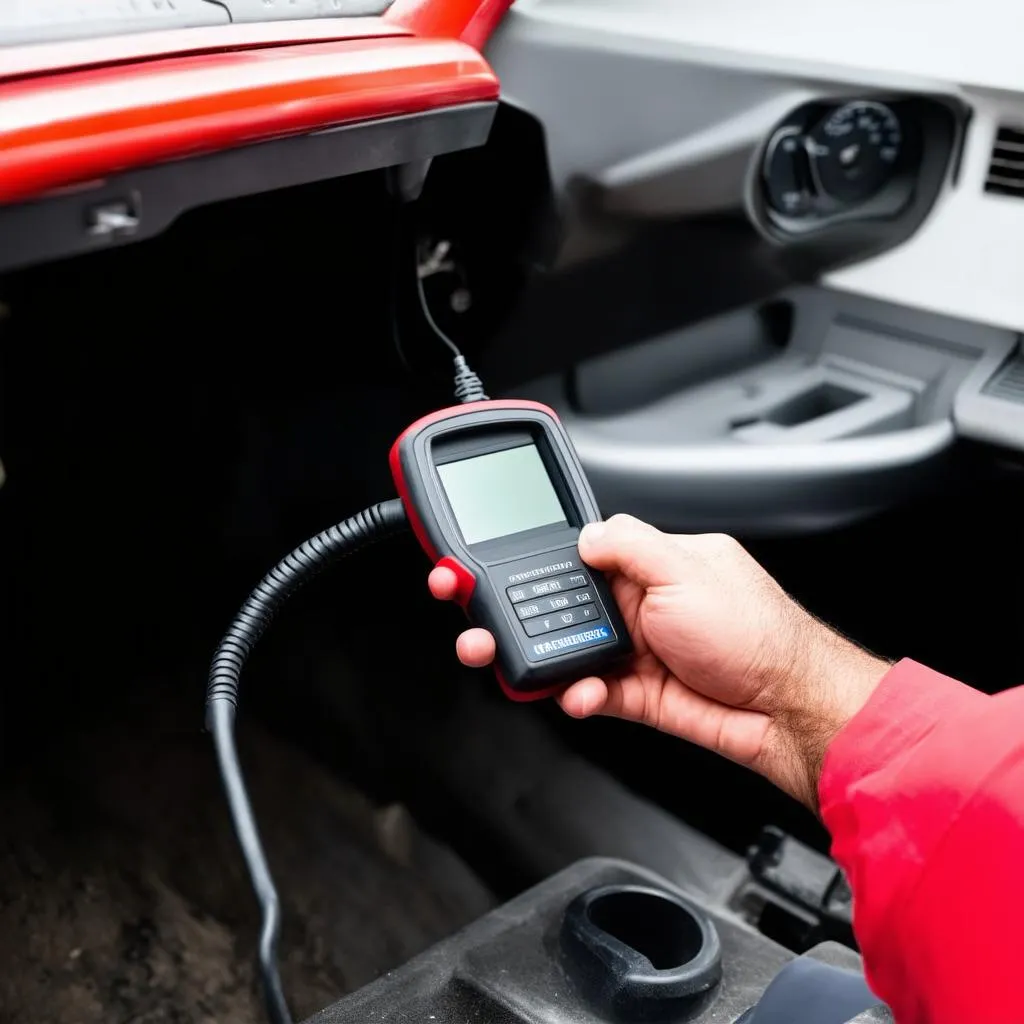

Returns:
385,0,515,51
0,19,408,81
0,1,514,206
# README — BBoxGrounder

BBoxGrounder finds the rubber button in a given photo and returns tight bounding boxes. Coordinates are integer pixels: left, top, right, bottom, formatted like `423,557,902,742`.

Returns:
514,592,578,619
521,603,601,637
507,571,591,604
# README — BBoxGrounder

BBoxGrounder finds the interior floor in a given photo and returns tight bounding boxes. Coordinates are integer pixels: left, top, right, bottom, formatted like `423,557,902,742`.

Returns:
0,674,492,1024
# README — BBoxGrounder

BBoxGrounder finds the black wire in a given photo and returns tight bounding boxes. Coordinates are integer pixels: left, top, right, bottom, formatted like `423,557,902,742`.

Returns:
415,271,461,356
206,499,409,1024
415,271,489,402
210,700,288,1022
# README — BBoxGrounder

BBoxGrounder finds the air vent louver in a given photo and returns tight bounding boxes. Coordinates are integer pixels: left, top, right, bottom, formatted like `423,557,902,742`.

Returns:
983,358,1024,404
984,124,1024,198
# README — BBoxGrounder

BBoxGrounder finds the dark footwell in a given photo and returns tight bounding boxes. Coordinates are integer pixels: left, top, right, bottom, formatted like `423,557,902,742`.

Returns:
0,679,492,1023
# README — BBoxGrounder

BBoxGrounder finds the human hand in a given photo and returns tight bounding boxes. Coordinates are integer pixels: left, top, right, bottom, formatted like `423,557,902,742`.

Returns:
428,514,888,809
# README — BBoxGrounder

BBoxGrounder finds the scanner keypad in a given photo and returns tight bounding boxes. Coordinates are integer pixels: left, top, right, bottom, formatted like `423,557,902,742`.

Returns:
501,556,613,661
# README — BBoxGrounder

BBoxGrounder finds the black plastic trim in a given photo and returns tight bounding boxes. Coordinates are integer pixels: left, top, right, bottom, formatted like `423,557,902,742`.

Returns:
304,858,797,1024
0,102,496,275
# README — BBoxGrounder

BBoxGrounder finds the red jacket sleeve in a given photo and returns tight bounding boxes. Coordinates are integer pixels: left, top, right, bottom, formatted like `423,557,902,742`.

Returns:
819,659,1024,1024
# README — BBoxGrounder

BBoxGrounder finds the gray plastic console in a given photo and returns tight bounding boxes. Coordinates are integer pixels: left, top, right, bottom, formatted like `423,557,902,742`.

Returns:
955,344,1024,451
517,288,1016,535
305,858,867,1024
485,6,964,274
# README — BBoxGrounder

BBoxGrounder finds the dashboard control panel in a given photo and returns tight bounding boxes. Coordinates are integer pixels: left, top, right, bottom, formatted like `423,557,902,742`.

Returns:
759,98,925,237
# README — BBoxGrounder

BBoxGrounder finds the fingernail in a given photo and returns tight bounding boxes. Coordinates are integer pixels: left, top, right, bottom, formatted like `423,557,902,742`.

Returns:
580,522,605,546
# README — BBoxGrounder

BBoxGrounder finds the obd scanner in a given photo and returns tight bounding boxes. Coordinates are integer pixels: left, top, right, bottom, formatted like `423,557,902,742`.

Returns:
390,399,632,699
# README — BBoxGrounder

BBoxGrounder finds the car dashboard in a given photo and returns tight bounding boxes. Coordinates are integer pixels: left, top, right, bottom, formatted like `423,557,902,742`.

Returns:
497,0,1024,333
480,0,1024,526
2,0,1023,534
2,5,1021,1023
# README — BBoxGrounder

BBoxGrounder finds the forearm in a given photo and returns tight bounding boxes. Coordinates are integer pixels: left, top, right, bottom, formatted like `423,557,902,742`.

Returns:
754,615,890,810
819,661,1024,1023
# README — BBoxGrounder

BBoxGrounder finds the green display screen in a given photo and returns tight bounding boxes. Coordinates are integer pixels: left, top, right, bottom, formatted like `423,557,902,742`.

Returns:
437,443,567,545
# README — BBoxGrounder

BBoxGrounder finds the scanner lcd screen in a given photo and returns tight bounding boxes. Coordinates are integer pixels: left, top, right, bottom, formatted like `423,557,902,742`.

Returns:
437,444,568,545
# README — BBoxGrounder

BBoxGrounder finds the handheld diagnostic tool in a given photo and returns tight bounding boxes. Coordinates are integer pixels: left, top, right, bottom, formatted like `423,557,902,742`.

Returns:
390,400,632,700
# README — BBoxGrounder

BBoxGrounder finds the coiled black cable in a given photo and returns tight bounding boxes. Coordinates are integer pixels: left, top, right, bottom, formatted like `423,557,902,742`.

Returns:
206,499,408,1024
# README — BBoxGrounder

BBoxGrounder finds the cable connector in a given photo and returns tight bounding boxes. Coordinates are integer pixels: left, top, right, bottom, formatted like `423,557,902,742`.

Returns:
414,240,490,405
452,354,488,404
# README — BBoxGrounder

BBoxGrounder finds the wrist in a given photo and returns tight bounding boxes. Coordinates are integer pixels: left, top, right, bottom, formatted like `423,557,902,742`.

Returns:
763,620,890,809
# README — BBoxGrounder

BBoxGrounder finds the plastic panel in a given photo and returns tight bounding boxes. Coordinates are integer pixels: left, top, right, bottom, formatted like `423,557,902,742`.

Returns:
487,15,840,202
517,287,1016,535
496,0,1024,102
304,858,795,1024
489,1,1024,333
215,0,390,21
827,94,1024,333
0,103,495,275
484,3,964,274
955,345,1024,451
0,0,228,46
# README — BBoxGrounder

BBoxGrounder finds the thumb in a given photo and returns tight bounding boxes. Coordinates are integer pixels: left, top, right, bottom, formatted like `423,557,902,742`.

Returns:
579,514,686,588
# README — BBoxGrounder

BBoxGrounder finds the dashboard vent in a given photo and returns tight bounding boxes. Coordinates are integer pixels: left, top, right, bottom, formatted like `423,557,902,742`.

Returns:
983,358,1024,404
984,124,1024,198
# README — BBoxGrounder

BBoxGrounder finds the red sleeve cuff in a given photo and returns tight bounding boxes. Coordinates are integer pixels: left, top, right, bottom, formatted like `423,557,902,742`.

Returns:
819,658,985,819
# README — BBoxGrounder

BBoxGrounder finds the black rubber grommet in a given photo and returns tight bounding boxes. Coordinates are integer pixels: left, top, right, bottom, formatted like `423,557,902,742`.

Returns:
561,884,723,1022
